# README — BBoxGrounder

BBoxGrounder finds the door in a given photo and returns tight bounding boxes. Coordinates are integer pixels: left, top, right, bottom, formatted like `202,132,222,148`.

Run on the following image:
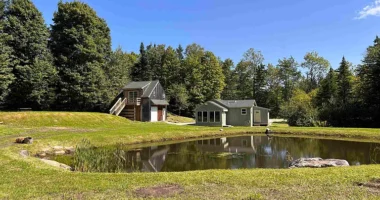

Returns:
158,107,163,121
151,106,158,122
254,110,261,123
163,108,166,121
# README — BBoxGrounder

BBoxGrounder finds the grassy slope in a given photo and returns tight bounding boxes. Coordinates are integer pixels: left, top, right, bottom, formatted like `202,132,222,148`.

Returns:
166,113,195,123
0,112,379,199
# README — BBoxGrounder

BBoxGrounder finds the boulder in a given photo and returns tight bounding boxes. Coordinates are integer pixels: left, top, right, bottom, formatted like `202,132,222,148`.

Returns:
40,159,72,171
289,157,349,168
15,137,33,144
36,152,47,158
53,146,63,151
64,147,75,154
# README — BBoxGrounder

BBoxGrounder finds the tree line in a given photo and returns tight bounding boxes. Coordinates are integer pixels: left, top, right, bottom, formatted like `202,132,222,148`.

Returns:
0,0,379,127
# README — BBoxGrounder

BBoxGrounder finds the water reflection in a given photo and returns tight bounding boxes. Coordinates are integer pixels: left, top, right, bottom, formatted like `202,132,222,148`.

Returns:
55,136,380,173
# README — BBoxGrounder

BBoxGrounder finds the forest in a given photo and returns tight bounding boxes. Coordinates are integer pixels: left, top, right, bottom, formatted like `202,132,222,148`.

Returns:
0,0,379,127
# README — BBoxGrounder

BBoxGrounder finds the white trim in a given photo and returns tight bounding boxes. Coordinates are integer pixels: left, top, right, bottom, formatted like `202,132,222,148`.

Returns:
241,108,247,115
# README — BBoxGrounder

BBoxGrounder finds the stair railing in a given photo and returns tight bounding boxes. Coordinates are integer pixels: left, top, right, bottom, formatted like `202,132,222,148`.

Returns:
110,98,122,115
114,98,127,116
110,98,126,116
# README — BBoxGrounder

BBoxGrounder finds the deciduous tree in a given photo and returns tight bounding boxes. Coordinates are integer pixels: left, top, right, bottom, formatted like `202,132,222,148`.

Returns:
301,52,330,92
4,0,56,109
50,1,111,110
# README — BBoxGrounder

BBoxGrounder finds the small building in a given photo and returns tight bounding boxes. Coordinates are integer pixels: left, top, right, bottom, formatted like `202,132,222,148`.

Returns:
195,100,269,127
110,80,169,122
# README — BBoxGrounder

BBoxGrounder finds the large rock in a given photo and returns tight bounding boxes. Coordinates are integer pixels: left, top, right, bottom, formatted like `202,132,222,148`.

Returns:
40,159,72,171
289,157,349,168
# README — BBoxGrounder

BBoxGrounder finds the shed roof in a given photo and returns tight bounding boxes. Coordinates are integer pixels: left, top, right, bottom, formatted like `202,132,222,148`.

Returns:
213,100,257,108
151,99,169,105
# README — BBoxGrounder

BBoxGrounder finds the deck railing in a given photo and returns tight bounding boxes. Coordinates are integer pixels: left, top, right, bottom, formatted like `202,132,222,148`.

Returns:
127,97,141,106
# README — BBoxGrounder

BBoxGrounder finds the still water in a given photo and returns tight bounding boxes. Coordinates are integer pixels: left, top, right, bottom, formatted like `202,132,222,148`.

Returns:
54,135,380,173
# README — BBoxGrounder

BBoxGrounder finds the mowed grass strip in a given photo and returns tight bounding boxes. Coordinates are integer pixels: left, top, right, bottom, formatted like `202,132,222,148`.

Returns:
0,112,379,199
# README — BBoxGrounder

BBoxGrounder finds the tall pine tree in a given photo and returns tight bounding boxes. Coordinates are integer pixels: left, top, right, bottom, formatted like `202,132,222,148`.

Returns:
50,1,111,110
358,36,380,125
131,42,150,81
316,67,337,107
3,0,56,109
337,57,353,107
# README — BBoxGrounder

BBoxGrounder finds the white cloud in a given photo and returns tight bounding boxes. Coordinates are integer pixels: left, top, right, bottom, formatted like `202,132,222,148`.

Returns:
356,0,380,19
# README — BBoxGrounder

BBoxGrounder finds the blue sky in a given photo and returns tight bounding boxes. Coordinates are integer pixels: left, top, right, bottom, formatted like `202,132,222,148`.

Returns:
34,0,380,69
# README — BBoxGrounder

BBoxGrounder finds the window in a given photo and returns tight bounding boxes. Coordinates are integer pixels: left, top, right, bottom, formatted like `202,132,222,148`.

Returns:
198,112,202,122
241,108,247,115
215,111,220,122
128,91,138,103
210,111,215,122
210,139,215,145
208,111,221,123
203,111,208,122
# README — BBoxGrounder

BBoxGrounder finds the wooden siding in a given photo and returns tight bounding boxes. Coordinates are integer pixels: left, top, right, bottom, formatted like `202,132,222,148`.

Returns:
142,98,150,122
149,83,166,99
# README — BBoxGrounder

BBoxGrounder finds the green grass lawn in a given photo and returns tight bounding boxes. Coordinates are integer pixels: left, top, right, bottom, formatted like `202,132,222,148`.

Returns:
0,112,380,199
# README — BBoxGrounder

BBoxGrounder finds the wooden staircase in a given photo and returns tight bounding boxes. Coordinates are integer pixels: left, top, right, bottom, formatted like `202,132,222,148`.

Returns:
119,107,135,120
109,98,126,116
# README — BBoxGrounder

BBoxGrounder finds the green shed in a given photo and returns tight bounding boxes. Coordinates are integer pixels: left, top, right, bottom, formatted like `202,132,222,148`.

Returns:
195,100,269,127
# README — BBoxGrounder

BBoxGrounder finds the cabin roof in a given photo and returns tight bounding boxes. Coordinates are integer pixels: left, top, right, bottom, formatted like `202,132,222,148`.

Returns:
123,80,160,98
123,81,151,90
213,99,257,108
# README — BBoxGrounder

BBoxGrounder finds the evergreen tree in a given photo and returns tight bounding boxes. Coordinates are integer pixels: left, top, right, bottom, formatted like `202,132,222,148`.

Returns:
131,42,150,81
220,58,238,99
358,36,380,125
337,57,353,106
176,44,184,60
4,0,56,109
253,63,267,106
0,0,14,103
50,1,111,110
316,68,337,107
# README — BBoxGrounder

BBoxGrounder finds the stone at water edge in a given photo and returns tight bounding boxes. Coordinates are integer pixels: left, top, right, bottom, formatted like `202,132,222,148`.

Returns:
64,147,75,154
289,157,350,168
40,159,72,171
53,146,63,151
54,150,66,155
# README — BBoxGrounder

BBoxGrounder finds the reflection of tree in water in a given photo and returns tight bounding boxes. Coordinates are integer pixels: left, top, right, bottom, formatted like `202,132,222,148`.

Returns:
370,144,380,164
161,142,229,171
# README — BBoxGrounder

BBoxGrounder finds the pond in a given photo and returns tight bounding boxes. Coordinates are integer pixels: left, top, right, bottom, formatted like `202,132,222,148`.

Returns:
53,135,380,173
